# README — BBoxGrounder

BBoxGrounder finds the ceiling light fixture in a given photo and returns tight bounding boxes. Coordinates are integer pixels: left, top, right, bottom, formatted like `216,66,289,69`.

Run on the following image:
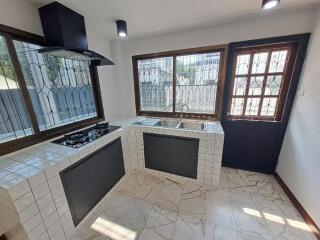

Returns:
116,20,128,38
262,0,280,10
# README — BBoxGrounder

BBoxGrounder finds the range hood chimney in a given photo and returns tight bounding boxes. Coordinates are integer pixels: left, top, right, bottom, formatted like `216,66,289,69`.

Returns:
38,1,114,66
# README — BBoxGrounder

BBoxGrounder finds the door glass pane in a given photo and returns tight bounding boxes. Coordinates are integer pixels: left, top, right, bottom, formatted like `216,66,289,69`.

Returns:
175,52,220,114
248,76,264,95
235,54,250,75
230,98,244,115
233,77,247,96
261,97,277,116
251,52,268,74
0,36,34,143
137,57,173,112
269,50,288,73
264,75,282,95
245,98,260,116
14,41,97,131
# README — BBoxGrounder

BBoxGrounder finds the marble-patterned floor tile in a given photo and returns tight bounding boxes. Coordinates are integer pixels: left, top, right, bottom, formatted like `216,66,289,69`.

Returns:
251,194,316,240
230,192,271,237
99,192,132,220
134,175,163,204
236,230,273,240
89,213,138,240
221,168,287,201
139,223,175,240
117,171,164,204
179,183,206,218
115,198,153,233
233,208,272,237
206,188,236,228
205,221,238,240
139,203,177,240
71,168,317,240
116,174,139,196
145,205,178,228
155,179,184,212
172,215,205,240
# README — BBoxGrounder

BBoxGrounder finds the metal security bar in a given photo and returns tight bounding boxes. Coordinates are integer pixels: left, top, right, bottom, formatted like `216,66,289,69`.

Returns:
176,52,221,114
14,41,97,131
0,35,33,143
138,57,173,112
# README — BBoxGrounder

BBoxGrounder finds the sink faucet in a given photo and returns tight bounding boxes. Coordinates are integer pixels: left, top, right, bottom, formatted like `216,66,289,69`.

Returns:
180,104,189,123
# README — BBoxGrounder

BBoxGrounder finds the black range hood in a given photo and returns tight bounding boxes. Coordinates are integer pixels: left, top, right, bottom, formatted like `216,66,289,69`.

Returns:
38,1,114,66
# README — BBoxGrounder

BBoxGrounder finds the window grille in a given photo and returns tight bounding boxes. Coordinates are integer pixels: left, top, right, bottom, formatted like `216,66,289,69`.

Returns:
229,44,293,121
14,41,97,131
0,36,33,143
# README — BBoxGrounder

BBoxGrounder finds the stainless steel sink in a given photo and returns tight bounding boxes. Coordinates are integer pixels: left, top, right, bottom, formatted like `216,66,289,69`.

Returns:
135,118,206,131
154,119,180,128
178,121,206,131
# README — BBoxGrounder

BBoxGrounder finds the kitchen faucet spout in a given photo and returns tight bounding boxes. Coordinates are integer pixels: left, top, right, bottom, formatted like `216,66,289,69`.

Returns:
180,104,189,123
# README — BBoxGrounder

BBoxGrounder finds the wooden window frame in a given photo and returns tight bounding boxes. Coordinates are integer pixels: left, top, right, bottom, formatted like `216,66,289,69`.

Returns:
0,24,105,156
227,42,297,121
132,45,227,120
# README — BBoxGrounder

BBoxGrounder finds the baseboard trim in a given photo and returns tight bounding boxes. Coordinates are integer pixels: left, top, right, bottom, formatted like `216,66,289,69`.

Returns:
274,173,320,240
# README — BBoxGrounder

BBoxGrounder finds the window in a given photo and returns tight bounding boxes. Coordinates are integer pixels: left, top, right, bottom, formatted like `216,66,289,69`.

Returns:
0,26,103,155
138,57,173,112
133,46,226,119
228,43,294,121
14,41,97,131
0,35,34,143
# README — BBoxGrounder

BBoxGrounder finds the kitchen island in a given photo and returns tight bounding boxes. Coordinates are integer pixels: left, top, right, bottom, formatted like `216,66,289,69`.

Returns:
0,117,224,240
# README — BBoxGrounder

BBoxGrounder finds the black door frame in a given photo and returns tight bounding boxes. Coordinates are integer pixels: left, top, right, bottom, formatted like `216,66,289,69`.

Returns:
221,33,310,173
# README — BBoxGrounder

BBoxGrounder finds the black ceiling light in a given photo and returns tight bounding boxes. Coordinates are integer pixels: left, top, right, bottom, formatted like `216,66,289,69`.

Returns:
116,20,127,38
262,0,280,10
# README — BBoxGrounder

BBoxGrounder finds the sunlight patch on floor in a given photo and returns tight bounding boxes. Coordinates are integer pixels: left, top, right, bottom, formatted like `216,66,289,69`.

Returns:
91,216,137,240
242,207,262,217
242,207,312,232
263,212,286,224
287,218,312,232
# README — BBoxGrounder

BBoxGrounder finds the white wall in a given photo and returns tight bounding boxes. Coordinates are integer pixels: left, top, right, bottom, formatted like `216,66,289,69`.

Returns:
115,8,316,117
0,0,43,35
0,0,121,120
277,8,320,227
86,29,122,120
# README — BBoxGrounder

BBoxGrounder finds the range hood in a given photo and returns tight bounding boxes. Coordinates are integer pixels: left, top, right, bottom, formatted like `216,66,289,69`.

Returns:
38,1,114,66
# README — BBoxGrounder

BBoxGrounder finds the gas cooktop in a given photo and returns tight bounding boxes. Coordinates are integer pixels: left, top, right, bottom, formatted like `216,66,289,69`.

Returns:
52,123,121,148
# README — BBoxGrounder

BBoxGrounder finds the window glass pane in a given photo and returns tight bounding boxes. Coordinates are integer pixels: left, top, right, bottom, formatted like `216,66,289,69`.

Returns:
269,50,288,73
233,77,247,96
261,97,277,116
14,41,97,131
264,75,282,95
137,57,173,112
0,36,33,143
248,76,264,96
230,98,244,115
235,54,250,75
245,98,260,116
176,52,220,114
251,52,268,74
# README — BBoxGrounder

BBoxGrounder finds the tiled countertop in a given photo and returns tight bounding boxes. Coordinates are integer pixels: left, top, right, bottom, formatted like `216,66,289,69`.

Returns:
0,117,224,240
0,116,224,203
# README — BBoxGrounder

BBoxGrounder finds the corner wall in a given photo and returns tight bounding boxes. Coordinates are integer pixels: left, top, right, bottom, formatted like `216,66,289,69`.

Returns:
276,8,320,227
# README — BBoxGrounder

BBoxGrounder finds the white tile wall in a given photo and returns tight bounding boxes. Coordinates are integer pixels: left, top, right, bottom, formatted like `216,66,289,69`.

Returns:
0,120,224,240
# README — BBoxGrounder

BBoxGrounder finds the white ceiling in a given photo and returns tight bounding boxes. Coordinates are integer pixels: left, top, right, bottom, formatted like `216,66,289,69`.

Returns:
28,0,320,40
